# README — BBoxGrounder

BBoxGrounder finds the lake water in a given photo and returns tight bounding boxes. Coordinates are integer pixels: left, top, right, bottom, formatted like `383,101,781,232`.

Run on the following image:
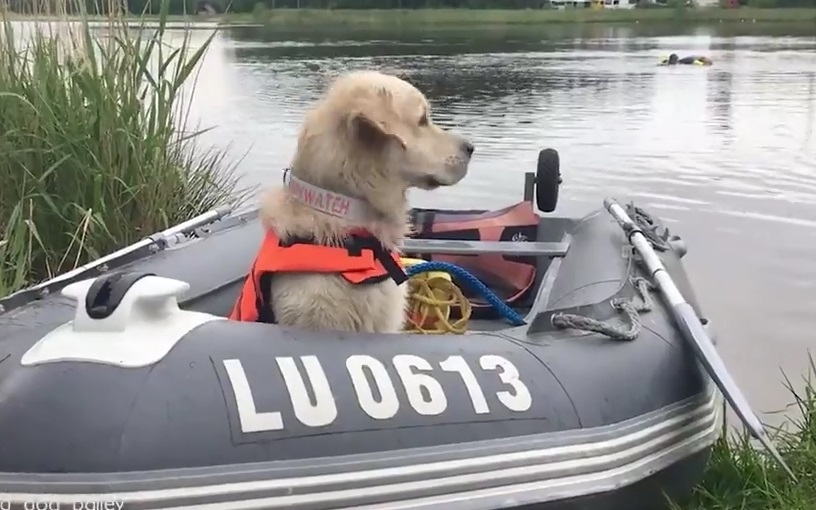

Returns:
25,20,816,424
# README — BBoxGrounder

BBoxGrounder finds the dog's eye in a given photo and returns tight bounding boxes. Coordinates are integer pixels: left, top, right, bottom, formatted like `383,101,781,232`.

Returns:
418,113,429,126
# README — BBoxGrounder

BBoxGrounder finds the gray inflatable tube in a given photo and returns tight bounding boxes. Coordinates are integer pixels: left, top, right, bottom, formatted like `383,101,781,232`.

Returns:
0,194,721,510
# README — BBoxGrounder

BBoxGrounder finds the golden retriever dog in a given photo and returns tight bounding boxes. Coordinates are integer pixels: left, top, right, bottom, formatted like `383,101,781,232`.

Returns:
259,70,473,333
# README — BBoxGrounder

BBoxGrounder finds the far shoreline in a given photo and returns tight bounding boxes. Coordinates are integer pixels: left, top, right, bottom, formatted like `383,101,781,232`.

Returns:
239,7,816,26
4,7,816,28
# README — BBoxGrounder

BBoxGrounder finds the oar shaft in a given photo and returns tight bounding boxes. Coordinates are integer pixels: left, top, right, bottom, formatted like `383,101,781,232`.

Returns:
604,198,797,481
6,205,234,297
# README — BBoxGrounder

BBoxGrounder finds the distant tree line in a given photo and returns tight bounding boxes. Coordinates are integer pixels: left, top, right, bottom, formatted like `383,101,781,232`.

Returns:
224,0,813,11
184,0,815,13
248,0,547,7
198,0,547,12
199,0,815,11
3,0,551,13
5,0,814,16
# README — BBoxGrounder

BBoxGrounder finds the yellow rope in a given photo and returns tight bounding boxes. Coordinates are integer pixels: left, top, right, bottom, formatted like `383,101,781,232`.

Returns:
401,259,472,335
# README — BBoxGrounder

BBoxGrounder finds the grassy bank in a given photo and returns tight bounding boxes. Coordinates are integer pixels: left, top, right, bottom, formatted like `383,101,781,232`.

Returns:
682,369,816,510
235,7,816,27
0,1,247,297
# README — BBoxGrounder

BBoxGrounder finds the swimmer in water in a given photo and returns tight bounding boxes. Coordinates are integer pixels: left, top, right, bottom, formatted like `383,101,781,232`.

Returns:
659,53,713,66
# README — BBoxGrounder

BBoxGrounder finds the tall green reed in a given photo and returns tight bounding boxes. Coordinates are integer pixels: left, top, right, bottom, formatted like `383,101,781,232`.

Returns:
0,0,248,297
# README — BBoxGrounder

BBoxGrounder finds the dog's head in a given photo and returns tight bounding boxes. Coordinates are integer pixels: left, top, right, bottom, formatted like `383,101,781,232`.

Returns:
292,71,473,211
341,71,473,191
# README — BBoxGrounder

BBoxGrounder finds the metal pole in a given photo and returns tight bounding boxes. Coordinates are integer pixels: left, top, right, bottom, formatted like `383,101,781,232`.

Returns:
5,205,234,299
604,198,797,481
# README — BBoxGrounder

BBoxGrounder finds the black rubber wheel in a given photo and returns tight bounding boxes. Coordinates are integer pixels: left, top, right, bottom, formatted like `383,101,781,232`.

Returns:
536,148,561,213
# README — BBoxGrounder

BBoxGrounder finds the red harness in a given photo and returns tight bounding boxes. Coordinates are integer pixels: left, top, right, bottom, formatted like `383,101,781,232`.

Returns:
229,230,406,323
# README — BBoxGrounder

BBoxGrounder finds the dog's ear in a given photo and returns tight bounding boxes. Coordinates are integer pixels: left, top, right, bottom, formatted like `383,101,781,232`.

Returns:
348,96,407,150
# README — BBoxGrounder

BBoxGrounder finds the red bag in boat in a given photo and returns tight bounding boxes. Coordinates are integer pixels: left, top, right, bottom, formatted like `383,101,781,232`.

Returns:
407,201,539,309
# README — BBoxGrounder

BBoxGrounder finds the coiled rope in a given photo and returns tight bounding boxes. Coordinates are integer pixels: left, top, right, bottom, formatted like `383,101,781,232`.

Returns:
403,261,527,334
402,261,655,341
550,275,655,341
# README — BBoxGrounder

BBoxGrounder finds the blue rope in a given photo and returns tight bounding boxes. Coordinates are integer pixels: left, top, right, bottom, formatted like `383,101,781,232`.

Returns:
404,261,527,327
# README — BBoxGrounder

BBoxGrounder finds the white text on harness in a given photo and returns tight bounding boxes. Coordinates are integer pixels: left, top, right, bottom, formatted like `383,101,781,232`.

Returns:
288,178,351,218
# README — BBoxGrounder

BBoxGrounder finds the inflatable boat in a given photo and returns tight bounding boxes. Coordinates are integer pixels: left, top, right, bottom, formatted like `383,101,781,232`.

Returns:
0,149,725,510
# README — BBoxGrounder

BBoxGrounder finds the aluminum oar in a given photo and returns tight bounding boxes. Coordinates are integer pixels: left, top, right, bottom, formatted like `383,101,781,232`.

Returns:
604,198,796,481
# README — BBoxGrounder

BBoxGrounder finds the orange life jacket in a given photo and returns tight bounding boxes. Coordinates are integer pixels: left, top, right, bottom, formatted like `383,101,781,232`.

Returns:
229,230,406,323
407,201,538,307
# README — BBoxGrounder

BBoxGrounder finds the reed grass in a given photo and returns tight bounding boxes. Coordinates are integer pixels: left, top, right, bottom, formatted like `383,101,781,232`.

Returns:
0,0,249,297
678,360,816,510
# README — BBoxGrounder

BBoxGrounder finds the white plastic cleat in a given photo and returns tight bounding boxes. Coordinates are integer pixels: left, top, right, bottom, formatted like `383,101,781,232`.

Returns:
21,273,222,368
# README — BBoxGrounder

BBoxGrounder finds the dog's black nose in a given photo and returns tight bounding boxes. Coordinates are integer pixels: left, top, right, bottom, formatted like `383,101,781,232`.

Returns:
461,140,475,156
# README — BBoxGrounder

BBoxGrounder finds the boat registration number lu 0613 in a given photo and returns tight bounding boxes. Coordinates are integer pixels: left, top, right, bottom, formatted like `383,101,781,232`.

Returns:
222,354,533,433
